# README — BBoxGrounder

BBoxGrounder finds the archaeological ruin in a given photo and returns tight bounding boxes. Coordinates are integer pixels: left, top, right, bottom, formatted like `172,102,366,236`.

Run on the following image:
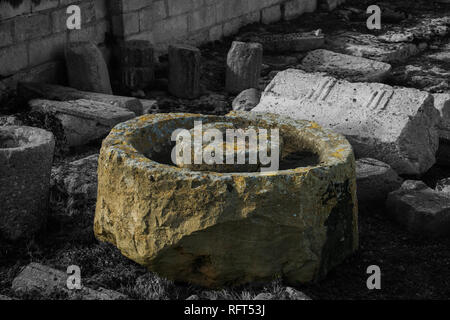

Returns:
0,0,450,303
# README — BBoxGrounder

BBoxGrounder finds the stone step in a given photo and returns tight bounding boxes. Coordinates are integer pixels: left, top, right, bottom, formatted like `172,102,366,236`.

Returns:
300,49,392,82
18,82,143,116
12,263,127,300
253,69,440,175
29,99,135,147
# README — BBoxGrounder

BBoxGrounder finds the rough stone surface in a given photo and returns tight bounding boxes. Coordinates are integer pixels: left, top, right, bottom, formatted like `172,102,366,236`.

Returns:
29,99,135,147
433,93,450,141
232,88,261,111
326,31,420,63
436,178,450,194
94,112,358,288
253,70,440,175
285,287,311,300
0,295,12,300
0,126,55,241
120,40,155,92
12,263,127,300
300,49,392,82
140,99,159,114
175,122,283,173
65,42,113,95
386,181,450,238
240,30,324,53
356,158,403,206
51,154,99,216
168,44,201,99
18,82,143,116
226,41,263,94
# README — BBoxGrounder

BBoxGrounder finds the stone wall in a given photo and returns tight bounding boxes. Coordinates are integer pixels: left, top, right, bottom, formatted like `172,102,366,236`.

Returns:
0,0,109,90
0,0,325,94
110,0,318,51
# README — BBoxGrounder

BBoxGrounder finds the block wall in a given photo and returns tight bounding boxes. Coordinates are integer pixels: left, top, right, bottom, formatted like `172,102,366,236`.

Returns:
110,0,318,52
0,0,109,91
0,0,332,95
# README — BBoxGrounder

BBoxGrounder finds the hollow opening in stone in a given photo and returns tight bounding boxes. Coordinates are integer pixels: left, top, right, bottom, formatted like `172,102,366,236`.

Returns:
0,133,26,149
131,117,322,173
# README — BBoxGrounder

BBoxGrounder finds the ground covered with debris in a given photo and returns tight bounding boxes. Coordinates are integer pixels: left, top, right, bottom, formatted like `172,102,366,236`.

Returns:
1,0,450,300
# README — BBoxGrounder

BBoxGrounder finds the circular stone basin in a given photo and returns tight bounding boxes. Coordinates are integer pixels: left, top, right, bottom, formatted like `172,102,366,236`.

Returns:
0,126,55,241
94,111,358,287
175,121,284,173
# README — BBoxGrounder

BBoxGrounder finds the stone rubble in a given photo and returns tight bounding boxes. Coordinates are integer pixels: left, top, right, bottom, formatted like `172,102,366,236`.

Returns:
51,154,99,217
226,41,263,94
168,44,202,99
119,40,155,93
12,263,127,300
356,158,403,206
300,49,392,82
253,69,440,175
433,93,450,140
238,30,324,53
387,181,450,238
232,88,261,111
29,99,135,147
65,42,113,95
18,82,143,116
436,178,450,194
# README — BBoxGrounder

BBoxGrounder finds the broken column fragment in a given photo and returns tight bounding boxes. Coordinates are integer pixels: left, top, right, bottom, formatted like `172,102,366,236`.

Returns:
65,42,113,94
168,44,201,99
301,49,392,82
253,70,440,175
18,82,143,116
120,40,155,92
0,126,55,241
29,99,135,147
226,41,263,94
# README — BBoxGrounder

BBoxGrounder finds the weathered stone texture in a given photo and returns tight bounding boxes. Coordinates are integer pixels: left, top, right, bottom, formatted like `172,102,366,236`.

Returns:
232,88,261,111
301,49,392,82
18,82,143,116
253,70,440,175
168,44,201,99
356,158,403,206
94,112,358,287
29,99,135,147
12,263,127,300
65,42,113,95
226,41,263,94
120,40,155,91
387,181,450,238
51,154,99,216
0,126,55,241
